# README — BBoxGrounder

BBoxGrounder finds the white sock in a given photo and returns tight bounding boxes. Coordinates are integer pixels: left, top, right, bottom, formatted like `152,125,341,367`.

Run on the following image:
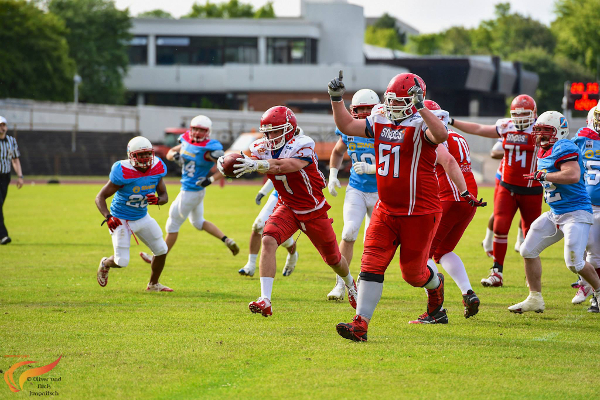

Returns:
260,277,274,300
517,227,524,242
439,252,472,294
281,236,294,248
341,273,354,287
248,254,258,266
483,228,493,247
529,291,542,298
427,259,439,275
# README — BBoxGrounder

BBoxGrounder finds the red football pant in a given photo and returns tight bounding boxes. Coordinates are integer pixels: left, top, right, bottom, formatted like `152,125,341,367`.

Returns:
361,206,442,287
263,204,341,266
493,185,543,266
429,201,476,263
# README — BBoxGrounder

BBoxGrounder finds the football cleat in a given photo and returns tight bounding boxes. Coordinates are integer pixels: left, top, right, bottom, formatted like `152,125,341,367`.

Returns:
426,273,445,315
97,257,109,287
346,279,358,309
249,297,272,317
571,278,582,288
481,268,503,287
1,236,11,245
409,308,448,324
462,289,480,318
146,282,173,292
336,315,368,342
225,238,240,256
238,263,255,277
139,252,152,264
327,275,345,301
572,284,593,304
508,294,545,313
588,295,599,313
282,251,299,276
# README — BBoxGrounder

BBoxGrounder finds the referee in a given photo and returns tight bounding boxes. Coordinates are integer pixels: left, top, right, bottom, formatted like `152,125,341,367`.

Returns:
0,116,24,245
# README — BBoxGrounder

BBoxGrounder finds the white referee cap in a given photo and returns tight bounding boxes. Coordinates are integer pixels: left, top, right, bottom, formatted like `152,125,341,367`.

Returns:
0,116,6,124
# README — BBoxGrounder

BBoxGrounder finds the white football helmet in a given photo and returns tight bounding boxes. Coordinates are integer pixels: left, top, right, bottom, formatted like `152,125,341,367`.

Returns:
127,136,154,170
532,111,569,149
350,89,380,119
370,103,385,116
190,115,212,142
588,105,600,133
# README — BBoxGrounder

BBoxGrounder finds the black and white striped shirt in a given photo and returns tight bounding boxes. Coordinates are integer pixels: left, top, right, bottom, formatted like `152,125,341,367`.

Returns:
0,135,20,174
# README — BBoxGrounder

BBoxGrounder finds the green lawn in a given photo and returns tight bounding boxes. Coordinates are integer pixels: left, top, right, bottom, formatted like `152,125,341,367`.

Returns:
1,183,598,399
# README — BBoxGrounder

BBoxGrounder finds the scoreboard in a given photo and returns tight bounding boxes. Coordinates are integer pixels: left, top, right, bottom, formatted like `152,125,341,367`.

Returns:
566,82,599,111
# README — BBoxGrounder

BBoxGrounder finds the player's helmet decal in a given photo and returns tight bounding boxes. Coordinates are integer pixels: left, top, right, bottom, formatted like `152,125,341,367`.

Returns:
532,111,569,149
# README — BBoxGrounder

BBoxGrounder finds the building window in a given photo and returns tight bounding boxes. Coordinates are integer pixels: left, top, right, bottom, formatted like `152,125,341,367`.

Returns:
128,36,148,65
267,38,317,64
156,36,258,65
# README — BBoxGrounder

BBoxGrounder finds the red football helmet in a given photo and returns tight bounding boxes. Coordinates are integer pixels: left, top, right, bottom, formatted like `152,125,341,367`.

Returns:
510,94,537,131
259,106,298,150
384,73,426,121
424,100,441,110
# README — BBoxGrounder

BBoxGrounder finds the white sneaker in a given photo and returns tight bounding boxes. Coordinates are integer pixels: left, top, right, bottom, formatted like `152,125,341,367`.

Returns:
146,282,173,292
481,268,503,287
282,251,299,276
225,238,240,256
508,294,545,313
572,284,593,304
97,257,109,287
238,263,255,277
139,252,152,264
327,275,345,301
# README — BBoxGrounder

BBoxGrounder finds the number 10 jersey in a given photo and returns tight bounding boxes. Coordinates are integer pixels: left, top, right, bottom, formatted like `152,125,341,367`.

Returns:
335,128,377,193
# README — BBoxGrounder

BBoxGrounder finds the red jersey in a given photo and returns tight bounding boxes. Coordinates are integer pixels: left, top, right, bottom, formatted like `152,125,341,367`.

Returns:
365,110,447,216
250,134,329,221
496,118,540,188
436,131,478,202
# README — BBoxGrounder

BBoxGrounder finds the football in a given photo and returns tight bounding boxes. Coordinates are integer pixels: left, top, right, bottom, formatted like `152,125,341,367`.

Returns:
221,153,243,178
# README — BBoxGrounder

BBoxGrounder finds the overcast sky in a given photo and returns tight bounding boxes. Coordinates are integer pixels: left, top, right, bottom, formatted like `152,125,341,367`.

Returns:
114,0,556,33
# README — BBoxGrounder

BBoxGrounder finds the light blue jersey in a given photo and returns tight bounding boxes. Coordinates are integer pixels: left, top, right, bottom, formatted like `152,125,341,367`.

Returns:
537,139,592,215
179,132,223,191
572,127,600,206
109,158,167,221
335,128,377,193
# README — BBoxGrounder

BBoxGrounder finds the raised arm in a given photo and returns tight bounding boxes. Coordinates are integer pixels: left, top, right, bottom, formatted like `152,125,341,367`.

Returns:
450,118,499,138
328,71,368,137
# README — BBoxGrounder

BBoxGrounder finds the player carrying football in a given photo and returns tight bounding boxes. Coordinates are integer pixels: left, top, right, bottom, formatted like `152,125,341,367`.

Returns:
450,95,542,288
218,106,358,317
326,89,380,301
139,115,239,263
510,111,600,314
95,136,172,292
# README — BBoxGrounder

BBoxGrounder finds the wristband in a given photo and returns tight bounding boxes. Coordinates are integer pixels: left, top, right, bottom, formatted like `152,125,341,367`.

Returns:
256,160,270,173
329,167,339,180
330,96,343,102
19,175,23,179
448,117,455,126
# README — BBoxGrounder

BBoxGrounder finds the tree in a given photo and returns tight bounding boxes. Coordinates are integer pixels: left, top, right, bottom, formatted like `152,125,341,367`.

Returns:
137,9,173,19
365,26,404,51
183,0,274,19
49,0,132,105
254,2,274,19
0,0,75,101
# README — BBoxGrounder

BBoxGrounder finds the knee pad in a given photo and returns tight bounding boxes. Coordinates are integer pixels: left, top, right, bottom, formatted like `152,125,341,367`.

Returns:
566,253,585,273
341,222,360,242
113,252,129,268
403,266,431,288
165,217,182,234
281,236,294,248
324,252,342,266
190,217,205,231
252,217,265,235
520,242,539,259
153,241,168,257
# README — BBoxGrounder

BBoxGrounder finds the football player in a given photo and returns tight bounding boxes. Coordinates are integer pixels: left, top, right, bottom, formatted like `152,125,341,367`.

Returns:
238,178,299,277
571,104,600,307
219,106,358,317
326,89,380,301
328,71,482,341
451,95,543,288
425,100,486,319
511,111,600,314
139,115,239,263
95,136,172,292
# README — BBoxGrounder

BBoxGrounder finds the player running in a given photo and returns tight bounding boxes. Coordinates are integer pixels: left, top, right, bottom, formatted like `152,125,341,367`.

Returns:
238,179,299,277
450,95,543,287
219,106,358,317
327,88,380,301
425,100,486,319
95,136,172,292
139,115,239,263
510,111,600,314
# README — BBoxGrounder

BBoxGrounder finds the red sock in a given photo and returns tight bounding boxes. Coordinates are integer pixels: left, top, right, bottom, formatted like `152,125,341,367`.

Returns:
493,235,508,267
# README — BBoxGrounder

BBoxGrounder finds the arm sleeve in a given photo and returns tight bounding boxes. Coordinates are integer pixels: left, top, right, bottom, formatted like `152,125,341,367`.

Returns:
258,179,274,196
495,118,512,137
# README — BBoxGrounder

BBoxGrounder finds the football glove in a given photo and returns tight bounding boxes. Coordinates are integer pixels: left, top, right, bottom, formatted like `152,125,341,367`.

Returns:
216,156,226,175
524,170,547,182
255,192,265,205
172,152,184,166
328,168,341,197
145,193,159,205
233,153,270,178
327,70,345,102
460,190,487,207
196,176,214,187
101,214,122,233
353,162,376,175
408,78,425,111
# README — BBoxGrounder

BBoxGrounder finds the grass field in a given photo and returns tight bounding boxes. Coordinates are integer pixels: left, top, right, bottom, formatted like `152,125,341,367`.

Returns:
1,182,599,399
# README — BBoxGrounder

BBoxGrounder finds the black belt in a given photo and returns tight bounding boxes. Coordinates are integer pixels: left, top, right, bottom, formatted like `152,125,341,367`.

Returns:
499,180,544,195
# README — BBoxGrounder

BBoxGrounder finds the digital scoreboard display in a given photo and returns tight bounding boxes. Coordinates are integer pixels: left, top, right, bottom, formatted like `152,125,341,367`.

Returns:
568,82,599,111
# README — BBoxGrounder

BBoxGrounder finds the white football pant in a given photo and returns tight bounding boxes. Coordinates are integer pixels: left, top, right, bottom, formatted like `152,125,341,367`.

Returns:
342,186,378,242
166,190,206,233
111,214,168,267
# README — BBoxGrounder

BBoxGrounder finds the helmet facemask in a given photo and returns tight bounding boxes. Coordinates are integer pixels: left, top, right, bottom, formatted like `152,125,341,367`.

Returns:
190,126,210,142
511,108,535,131
350,105,375,120
532,124,557,150
594,107,600,133
383,92,414,121
260,124,294,150
129,149,154,171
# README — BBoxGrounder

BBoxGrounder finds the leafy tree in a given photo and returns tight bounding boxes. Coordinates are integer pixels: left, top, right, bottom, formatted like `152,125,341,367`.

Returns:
49,0,132,105
254,2,274,19
184,0,274,19
365,26,404,51
373,13,396,30
0,0,75,101
137,9,173,19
